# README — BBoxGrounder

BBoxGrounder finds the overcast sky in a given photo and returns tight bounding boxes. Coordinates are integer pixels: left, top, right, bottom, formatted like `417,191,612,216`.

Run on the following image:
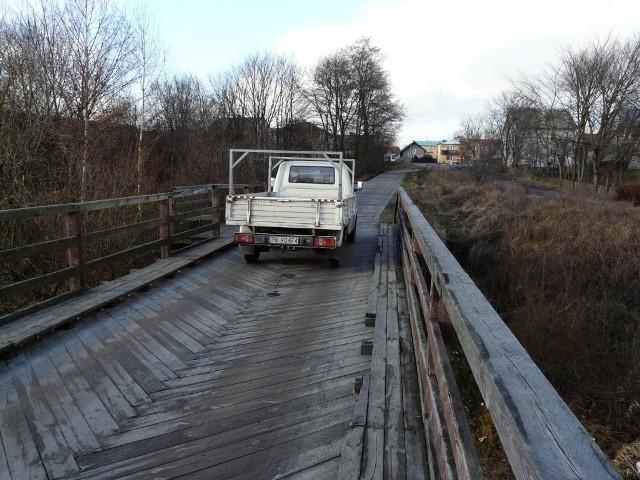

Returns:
149,0,640,148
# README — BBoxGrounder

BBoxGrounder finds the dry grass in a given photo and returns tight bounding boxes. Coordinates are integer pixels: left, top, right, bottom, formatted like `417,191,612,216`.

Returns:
405,168,640,478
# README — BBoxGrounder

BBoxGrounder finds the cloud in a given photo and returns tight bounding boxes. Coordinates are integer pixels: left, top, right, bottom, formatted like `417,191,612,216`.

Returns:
273,0,640,147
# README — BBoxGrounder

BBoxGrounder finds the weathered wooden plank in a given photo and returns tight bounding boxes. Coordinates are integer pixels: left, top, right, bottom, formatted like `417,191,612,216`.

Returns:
73,326,152,407
400,219,482,477
185,324,368,369
150,354,369,403
365,231,384,320
84,320,167,394
384,225,407,480
101,391,355,468
0,363,48,480
0,193,170,221
113,312,188,372
269,457,340,480
124,370,359,435
361,427,385,480
8,353,79,478
0,264,83,302
162,338,364,393
0,368,11,479
73,399,355,479
46,346,121,439
98,315,179,382
398,188,621,479
254,421,347,479
396,246,430,480
61,333,138,422
200,311,366,352
0,172,406,480
172,414,350,480
402,246,456,480
360,226,390,480
24,348,103,454
0,228,235,356
366,227,389,431
337,372,370,479
154,317,209,355
0,235,77,265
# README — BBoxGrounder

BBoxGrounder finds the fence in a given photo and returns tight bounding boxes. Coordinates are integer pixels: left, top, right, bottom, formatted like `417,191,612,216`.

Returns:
0,184,253,322
395,187,621,479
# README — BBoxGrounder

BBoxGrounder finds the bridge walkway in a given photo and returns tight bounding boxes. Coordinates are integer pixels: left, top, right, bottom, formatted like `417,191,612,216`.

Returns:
0,170,427,479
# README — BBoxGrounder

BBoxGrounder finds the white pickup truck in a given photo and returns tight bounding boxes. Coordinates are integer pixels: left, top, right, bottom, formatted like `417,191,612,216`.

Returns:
225,149,361,267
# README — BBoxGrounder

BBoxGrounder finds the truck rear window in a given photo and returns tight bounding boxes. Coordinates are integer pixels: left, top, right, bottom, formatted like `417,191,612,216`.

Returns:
288,166,335,184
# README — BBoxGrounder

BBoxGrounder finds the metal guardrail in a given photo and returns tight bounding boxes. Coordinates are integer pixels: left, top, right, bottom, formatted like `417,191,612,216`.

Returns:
395,187,621,479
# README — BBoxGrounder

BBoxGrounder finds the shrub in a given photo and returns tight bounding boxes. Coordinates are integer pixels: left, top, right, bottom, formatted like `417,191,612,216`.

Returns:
405,169,640,476
615,181,640,205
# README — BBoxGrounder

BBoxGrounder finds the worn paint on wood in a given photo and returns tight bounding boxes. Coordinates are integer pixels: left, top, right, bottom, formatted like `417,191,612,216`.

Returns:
0,170,409,479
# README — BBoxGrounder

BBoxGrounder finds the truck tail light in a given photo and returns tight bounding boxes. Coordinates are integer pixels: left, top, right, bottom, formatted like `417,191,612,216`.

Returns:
313,236,336,248
234,233,254,244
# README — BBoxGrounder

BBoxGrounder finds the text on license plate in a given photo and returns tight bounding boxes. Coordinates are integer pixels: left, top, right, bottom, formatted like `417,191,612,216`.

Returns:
269,236,299,245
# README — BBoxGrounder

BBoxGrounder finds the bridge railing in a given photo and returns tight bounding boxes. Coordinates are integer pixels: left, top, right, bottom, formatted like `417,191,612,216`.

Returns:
396,187,621,479
0,184,256,321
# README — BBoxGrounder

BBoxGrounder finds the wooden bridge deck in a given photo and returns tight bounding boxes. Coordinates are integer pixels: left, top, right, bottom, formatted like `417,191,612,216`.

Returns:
0,171,427,479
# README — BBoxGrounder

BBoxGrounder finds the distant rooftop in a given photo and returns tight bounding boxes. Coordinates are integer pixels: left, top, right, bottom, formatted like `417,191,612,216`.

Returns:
415,140,440,147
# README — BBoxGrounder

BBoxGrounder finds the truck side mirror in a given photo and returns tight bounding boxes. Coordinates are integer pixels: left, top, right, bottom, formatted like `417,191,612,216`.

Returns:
355,181,363,191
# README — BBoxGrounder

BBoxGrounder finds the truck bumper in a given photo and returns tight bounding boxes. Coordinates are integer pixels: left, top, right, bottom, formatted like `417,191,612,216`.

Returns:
234,232,338,250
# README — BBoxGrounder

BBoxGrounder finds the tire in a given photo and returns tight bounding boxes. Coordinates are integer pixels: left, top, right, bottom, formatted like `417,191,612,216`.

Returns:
244,252,260,263
329,246,342,268
346,221,357,243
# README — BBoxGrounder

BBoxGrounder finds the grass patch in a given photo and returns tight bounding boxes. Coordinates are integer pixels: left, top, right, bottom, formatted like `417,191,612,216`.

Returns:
404,168,640,478
379,195,398,224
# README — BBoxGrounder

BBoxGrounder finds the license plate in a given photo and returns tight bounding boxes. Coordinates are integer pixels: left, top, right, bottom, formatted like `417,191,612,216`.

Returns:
269,236,299,245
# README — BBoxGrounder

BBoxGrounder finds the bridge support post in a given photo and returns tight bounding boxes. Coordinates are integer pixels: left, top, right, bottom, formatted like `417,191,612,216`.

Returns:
64,208,84,292
211,190,221,239
160,199,172,259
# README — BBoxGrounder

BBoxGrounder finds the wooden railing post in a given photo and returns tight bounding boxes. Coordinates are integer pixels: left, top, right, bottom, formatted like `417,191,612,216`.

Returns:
159,198,172,259
427,286,440,376
211,190,221,239
64,208,84,291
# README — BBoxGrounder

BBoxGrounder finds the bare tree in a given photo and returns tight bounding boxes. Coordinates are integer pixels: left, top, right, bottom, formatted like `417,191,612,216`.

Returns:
305,38,403,173
588,34,640,190
305,51,357,152
152,74,222,184
456,112,494,165
554,43,601,186
348,38,404,172
0,1,68,207
231,52,302,148
131,1,164,194
58,0,138,200
524,34,640,190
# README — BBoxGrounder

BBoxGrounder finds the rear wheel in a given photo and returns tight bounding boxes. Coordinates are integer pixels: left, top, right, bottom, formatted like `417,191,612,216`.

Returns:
328,246,342,268
346,221,357,243
244,252,260,263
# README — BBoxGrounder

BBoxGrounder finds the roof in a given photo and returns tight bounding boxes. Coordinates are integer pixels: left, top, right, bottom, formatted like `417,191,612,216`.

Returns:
416,140,440,147
507,108,577,130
